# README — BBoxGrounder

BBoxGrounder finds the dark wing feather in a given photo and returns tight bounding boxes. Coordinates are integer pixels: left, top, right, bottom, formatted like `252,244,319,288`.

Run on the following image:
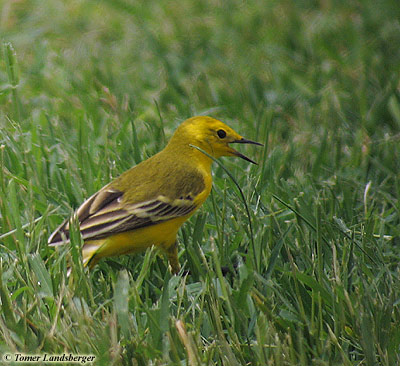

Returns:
48,189,197,246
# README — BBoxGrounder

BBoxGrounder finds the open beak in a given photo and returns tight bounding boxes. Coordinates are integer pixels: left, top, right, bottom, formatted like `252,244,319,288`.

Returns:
230,138,263,164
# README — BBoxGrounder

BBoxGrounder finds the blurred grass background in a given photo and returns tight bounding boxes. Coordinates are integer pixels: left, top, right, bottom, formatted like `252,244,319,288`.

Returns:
1,0,400,364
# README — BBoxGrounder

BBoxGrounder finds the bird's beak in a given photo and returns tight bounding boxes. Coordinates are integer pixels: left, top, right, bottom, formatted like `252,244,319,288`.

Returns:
230,138,263,164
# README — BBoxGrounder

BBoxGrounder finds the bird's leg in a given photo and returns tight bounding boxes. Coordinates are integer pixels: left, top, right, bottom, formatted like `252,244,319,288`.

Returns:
165,241,180,274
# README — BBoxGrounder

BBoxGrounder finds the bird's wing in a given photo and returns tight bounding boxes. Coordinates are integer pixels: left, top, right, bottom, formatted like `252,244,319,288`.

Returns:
48,188,197,246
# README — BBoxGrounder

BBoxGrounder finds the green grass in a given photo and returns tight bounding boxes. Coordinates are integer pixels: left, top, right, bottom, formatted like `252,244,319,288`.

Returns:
1,0,400,364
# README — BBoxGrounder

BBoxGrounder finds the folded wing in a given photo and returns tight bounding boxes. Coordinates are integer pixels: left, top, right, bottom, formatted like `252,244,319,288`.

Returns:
48,188,196,246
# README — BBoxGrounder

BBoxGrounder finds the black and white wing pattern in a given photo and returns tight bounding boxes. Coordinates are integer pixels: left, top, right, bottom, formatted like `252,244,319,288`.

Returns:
48,188,197,246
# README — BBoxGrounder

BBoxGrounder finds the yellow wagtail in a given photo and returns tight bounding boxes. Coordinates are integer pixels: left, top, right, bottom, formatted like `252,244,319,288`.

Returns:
48,116,262,274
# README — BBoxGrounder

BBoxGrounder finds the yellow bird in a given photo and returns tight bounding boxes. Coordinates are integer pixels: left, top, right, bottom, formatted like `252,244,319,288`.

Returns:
48,116,262,274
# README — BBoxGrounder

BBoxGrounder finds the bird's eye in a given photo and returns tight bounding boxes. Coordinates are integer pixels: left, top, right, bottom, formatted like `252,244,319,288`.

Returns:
217,129,226,139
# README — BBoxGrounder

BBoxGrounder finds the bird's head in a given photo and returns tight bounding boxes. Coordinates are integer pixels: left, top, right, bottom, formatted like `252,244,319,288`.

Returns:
172,116,263,164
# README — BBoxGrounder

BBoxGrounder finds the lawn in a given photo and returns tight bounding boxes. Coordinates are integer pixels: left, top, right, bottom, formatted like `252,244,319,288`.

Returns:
1,0,400,365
